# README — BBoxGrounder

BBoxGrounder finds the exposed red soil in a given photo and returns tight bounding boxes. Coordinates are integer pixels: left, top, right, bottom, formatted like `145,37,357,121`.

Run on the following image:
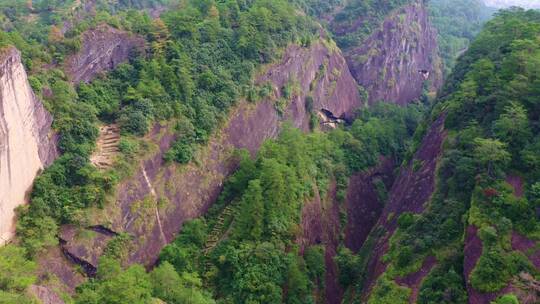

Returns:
345,157,395,252
37,247,85,292
59,225,113,270
506,175,524,198
360,114,447,300
464,225,489,304
29,285,65,304
395,255,437,303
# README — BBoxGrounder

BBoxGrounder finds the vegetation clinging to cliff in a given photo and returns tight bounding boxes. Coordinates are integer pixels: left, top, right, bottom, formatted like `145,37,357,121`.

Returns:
14,0,318,256
358,8,540,303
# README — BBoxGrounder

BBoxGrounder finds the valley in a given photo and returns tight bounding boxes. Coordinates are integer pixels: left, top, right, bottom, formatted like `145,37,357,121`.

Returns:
0,1,538,304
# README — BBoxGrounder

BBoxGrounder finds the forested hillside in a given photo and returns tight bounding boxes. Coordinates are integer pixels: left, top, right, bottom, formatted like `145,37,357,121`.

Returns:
429,0,494,76
339,7,540,304
1,1,538,304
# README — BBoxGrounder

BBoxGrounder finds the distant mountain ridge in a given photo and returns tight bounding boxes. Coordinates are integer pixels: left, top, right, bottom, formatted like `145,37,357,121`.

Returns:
483,0,540,9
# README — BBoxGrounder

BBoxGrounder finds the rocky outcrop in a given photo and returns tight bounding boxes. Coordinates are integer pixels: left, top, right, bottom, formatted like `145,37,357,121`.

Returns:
297,182,343,304
44,38,362,285
333,1,442,105
345,157,395,253
64,24,145,84
359,114,447,300
0,47,57,244
28,285,65,304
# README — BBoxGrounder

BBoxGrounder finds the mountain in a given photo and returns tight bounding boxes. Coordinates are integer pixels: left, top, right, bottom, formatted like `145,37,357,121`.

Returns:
0,1,538,304
342,8,540,304
483,0,540,9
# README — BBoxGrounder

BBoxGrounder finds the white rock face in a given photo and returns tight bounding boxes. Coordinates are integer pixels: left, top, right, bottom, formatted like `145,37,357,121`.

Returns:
483,0,540,9
0,47,57,244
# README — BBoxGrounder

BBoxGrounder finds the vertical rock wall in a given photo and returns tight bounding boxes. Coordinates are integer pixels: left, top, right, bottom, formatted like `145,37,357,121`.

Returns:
332,1,443,105
0,47,57,244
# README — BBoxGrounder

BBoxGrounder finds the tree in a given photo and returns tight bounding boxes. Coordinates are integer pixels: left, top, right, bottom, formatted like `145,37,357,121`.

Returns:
47,25,63,44
304,245,325,282
470,58,497,95
473,138,511,177
491,294,519,304
0,246,36,292
150,262,181,301
149,262,214,304
285,254,312,304
76,263,152,304
470,248,511,292
235,180,264,241
493,102,531,152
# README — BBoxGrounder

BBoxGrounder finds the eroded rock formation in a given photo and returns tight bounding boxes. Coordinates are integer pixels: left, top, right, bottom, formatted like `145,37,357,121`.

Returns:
65,24,145,84
332,1,443,105
42,38,363,286
360,114,447,300
0,47,57,244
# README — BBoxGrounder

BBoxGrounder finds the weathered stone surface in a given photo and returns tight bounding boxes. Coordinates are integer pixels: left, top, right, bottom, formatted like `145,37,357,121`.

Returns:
113,39,363,266
332,2,443,105
0,47,57,244
64,24,145,84
28,285,65,304
360,114,447,300
42,38,363,289
297,182,343,304
345,157,395,253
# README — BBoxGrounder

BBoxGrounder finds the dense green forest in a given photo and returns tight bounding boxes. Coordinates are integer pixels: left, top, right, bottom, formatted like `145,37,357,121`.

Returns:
428,0,494,76
1,1,539,304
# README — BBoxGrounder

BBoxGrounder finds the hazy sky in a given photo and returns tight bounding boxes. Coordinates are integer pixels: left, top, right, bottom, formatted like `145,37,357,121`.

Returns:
483,0,540,9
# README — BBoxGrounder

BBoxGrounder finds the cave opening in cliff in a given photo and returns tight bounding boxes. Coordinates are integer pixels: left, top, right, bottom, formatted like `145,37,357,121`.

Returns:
319,108,349,127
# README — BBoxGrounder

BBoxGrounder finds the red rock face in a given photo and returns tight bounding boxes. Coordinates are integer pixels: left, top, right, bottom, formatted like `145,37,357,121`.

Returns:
334,2,443,105
45,39,363,288
345,157,395,252
297,182,344,304
28,285,65,304
361,114,447,300
395,255,437,304
64,24,145,84
512,232,540,269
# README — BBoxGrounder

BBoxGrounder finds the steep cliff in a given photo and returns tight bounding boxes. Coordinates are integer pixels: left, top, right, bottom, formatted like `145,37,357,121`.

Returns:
0,47,57,244
359,114,447,301
331,1,443,105
64,24,145,84
43,38,363,285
